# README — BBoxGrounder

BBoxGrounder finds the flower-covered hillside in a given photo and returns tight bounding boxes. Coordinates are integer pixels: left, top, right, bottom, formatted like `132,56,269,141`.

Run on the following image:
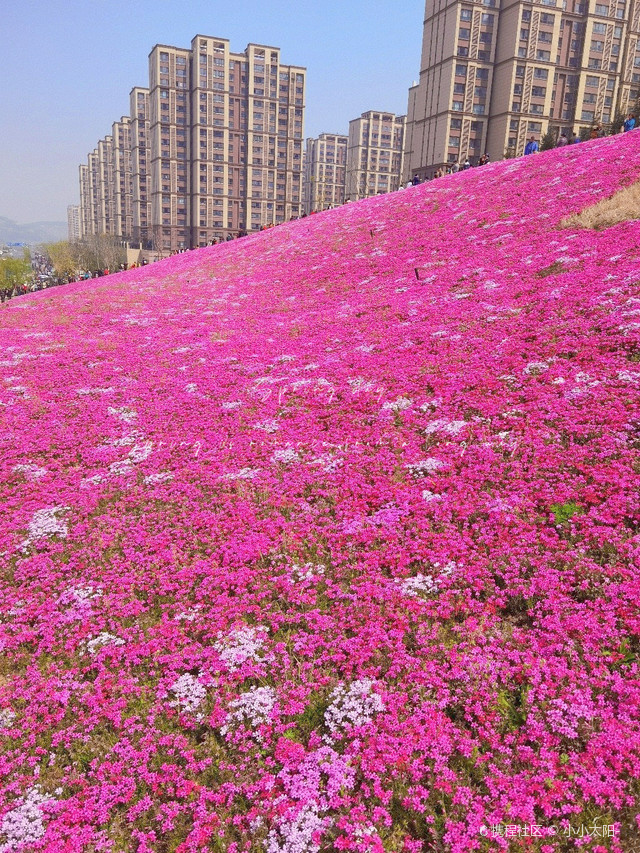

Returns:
1,133,640,852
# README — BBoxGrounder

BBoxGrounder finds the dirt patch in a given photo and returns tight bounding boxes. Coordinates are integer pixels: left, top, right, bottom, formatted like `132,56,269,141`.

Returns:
562,179,640,229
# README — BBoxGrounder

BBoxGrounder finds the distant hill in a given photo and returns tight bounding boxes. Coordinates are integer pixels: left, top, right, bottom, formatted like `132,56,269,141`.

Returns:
0,216,67,245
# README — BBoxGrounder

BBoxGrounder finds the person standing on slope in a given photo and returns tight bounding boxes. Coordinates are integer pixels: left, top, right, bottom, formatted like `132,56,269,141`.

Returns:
524,136,539,155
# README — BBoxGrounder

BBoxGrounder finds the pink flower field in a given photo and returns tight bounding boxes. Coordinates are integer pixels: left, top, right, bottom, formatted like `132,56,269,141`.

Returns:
2,134,640,852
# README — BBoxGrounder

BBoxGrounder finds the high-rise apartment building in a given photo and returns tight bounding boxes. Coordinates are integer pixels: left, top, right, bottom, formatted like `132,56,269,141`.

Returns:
129,88,151,246
345,111,406,201
67,205,81,243
404,0,640,177
78,35,306,251
302,133,348,213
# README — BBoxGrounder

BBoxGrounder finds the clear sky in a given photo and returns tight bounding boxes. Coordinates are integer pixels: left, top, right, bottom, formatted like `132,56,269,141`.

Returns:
1,0,425,224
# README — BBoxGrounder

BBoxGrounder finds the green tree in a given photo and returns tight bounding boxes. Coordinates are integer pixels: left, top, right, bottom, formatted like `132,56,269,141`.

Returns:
43,241,77,277
0,256,31,301
540,128,557,151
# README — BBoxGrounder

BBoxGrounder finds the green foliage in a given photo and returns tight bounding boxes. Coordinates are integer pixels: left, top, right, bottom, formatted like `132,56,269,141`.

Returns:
609,110,626,135
550,501,583,525
0,256,31,294
43,235,126,277
540,128,556,151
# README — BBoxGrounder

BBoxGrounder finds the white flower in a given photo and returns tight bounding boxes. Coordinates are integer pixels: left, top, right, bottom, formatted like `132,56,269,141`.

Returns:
406,458,444,477
271,448,300,464
22,506,69,551
424,419,466,435
128,441,153,463
143,472,174,485
618,370,640,383
107,406,137,423
0,787,50,853
0,709,16,729
86,632,125,655
523,361,549,375
265,804,325,853
221,686,277,739
324,680,384,740
253,419,280,433
290,562,325,581
215,625,268,671
221,467,260,481
382,396,413,411
13,463,47,480
170,673,207,714
109,460,134,476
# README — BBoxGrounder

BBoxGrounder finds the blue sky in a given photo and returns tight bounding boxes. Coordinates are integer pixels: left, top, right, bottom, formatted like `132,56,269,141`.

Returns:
1,0,425,224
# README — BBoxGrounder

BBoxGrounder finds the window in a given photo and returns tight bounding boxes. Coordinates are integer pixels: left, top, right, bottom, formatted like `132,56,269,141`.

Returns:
528,122,542,132
595,2,607,11
586,75,599,86
510,118,519,130
583,92,597,103
581,109,595,121
532,86,546,97
521,28,530,39
516,65,525,77
534,68,549,79
459,28,471,39
460,7,472,19
448,136,461,147
512,101,522,111
514,83,523,94
518,47,527,57
473,104,486,114
476,67,489,79
522,9,531,21
458,46,469,56
593,22,606,33
450,117,462,129
452,100,463,110
479,31,492,43
530,104,544,113
591,40,604,51
454,82,466,94
537,50,551,60
538,31,553,42
455,63,467,76
541,13,555,23
588,58,602,68
482,12,494,23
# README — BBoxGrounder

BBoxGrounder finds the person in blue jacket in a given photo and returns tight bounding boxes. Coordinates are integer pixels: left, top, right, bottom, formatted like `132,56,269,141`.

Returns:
624,114,636,132
524,136,539,155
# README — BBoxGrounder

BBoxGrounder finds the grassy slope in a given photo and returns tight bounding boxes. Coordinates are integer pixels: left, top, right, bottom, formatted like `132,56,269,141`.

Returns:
1,133,640,852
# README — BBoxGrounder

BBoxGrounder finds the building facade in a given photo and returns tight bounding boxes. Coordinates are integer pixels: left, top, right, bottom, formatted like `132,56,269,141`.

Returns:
404,0,640,177
67,205,81,242
78,35,306,252
302,133,348,213
345,111,406,201
129,88,152,246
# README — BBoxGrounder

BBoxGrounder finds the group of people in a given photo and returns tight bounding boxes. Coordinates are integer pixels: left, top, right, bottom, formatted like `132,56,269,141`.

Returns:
525,113,637,155
407,152,492,185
